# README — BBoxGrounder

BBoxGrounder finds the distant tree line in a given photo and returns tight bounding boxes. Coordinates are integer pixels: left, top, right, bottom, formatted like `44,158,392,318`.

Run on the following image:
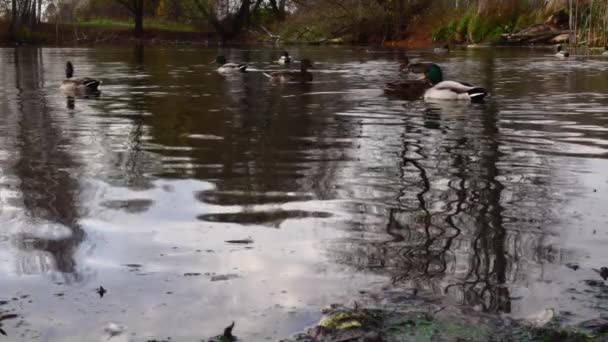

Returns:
1,0,607,46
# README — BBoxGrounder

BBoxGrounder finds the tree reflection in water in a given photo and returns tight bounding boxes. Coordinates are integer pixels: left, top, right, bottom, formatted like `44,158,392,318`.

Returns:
10,48,86,283
331,97,558,315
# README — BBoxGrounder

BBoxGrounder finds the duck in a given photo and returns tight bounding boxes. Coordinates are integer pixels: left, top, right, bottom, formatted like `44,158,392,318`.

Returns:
264,59,314,83
555,45,570,58
60,61,101,95
386,63,444,100
277,51,292,65
399,56,438,79
421,65,488,102
602,46,608,56
216,56,248,73
433,44,450,54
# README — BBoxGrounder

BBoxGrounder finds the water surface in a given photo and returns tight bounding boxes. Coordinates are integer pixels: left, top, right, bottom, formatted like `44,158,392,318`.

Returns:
0,46,607,341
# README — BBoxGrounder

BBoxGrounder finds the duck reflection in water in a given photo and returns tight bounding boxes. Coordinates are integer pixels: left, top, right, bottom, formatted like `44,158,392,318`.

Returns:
12,48,87,283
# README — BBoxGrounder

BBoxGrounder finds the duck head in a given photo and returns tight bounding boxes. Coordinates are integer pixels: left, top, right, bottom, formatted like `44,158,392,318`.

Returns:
216,56,227,65
66,61,74,79
556,45,564,52
282,51,290,58
425,64,443,85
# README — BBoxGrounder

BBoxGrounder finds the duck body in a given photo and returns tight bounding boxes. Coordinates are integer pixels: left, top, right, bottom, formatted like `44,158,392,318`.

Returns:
384,79,431,100
61,61,101,95
265,59,313,83
433,44,450,54
61,78,101,93
555,45,570,58
386,63,443,100
602,48,608,56
216,56,248,73
277,51,292,65
424,81,488,102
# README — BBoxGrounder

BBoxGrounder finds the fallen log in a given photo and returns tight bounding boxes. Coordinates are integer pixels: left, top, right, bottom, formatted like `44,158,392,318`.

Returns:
501,30,571,45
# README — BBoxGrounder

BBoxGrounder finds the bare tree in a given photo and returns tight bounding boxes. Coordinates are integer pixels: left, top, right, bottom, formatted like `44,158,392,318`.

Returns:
192,0,263,41
115,0,144,37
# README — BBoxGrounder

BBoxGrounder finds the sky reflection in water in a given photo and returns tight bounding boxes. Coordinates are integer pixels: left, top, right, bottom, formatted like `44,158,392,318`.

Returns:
0,46,607,340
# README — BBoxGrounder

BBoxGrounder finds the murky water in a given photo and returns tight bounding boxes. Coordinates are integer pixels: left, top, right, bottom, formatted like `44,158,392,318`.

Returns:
0,46,607,341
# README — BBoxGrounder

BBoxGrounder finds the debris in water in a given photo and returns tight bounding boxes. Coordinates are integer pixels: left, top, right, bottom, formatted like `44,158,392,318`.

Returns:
526,308,554,327
593,267,608,281
211,274,240,282
184,273,201,277
225,238,254,244
584,279,605,287
97,286,107,298
123,264,142,268
224,322,235,340
104,322,127,339
0,314,18,336
565,263,579,271
208,322,237,342
579,317,608,334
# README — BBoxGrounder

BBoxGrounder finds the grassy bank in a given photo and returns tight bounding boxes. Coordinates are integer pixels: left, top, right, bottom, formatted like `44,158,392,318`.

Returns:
258,1,607,48
79,19,198,33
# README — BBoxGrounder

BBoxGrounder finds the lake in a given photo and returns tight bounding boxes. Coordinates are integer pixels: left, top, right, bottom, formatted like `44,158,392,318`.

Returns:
0,45,607,341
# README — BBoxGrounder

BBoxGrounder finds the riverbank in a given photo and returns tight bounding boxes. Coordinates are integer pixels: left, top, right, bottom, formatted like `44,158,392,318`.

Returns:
278,290,608,342
0,21,218,46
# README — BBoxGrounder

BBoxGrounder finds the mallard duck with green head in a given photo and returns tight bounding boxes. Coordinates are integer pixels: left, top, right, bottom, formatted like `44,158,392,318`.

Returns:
216,56,248,73
60,61,101,95
423,65,488,102
385,63,443,100
264,59,314,83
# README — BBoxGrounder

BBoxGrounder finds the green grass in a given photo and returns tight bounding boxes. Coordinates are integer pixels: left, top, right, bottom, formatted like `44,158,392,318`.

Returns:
79,18,197,32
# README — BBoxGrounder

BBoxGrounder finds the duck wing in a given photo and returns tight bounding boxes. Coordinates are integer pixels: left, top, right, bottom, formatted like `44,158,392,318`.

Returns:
222,63,248,72
81,77,101,91
434,81,474,93
385,80,429,100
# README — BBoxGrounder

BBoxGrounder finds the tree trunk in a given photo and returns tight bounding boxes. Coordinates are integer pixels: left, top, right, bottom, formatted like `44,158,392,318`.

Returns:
116,0,145,37
135,13,144,37
37,0,42,24
269,0,286,21
134,0,144,37
9,0,18,40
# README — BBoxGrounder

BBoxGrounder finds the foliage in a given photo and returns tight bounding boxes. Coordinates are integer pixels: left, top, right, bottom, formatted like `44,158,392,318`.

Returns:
2,0,608,46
